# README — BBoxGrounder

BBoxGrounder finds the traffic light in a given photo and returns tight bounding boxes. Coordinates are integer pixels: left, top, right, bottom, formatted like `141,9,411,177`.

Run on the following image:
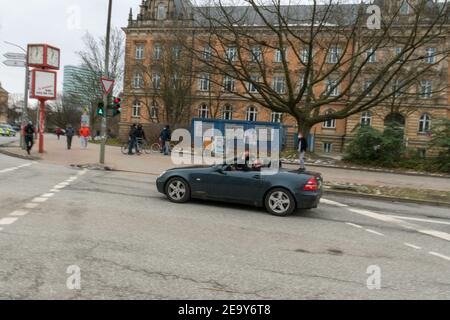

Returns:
96,102,105,117
112,97,122,117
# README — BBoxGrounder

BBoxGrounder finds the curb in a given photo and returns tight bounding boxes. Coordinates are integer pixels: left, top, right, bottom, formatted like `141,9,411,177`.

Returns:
0,146,40,161
325,189,450,208
282,160,450,179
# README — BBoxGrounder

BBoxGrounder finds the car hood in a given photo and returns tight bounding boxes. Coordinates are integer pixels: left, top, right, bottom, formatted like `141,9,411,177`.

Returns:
167,165,211,171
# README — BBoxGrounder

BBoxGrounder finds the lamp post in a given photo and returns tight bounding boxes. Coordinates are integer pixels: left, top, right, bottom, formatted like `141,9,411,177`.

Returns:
3,41,29,149
100,0,113,165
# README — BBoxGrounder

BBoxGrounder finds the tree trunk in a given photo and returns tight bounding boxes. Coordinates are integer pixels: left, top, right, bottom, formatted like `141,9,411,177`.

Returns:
297,119,312,138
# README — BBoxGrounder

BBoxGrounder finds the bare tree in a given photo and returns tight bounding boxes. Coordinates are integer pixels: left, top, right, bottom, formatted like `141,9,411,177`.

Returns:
46,95,83,129
185,0,450,135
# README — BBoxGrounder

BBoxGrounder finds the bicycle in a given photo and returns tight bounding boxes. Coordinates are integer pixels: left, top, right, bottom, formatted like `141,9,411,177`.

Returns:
149,140,177,154
121,138,152,155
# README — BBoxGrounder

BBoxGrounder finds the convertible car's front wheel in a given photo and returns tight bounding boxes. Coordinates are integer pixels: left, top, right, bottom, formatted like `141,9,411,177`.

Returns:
165,177,191,203
265,188,296,217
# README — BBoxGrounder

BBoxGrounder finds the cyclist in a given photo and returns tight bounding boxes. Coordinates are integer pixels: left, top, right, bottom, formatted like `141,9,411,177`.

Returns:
135,124,146,154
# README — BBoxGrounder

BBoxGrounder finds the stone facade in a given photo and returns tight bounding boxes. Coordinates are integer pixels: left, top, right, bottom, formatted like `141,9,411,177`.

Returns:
120,0,450,157
0,82,8,123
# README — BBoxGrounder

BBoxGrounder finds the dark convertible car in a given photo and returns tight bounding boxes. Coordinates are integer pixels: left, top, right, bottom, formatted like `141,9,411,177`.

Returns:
156,160,323,217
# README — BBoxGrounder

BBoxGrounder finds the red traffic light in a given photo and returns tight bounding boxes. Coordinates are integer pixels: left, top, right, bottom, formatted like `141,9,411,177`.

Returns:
114,97,121,104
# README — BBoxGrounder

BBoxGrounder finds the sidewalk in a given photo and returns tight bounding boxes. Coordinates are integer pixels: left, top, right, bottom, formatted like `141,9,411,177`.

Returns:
2,134,450,194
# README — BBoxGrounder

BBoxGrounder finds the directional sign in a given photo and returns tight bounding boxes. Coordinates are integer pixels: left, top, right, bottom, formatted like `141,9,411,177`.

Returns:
3,52,26,60
101,77,115,95
3,60,26,67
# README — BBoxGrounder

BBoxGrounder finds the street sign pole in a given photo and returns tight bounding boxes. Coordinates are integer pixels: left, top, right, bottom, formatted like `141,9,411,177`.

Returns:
100,0,113,165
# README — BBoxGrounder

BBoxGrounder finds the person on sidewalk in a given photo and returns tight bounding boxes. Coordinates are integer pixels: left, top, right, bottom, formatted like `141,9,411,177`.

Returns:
65,124,75,150
128,124,138,155
55,127,62,140
24,121,35,155
79,125,91,149
135,124,146,155
160,125,172,156
298,133,308,171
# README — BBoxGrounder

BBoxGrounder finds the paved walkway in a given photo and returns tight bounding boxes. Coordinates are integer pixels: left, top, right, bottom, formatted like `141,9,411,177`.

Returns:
2,134,450,192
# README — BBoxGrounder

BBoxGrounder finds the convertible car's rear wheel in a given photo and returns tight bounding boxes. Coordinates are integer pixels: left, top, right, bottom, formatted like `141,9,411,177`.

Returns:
165,177,191,203
265,188,296,217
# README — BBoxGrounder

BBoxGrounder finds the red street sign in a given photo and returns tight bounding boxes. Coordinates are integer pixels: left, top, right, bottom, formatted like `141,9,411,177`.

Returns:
101,77,115,95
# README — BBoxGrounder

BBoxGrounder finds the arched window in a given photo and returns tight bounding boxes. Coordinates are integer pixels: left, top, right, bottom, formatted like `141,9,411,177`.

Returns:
132,101,141,118
323,109,336,129
361,111,372,127
222,105,233,120
246,106,258,122
418,113,431,133
157,4,167,20
199,104,209,119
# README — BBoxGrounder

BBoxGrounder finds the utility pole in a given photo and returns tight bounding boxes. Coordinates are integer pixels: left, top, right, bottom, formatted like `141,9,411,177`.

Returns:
100,0,113,164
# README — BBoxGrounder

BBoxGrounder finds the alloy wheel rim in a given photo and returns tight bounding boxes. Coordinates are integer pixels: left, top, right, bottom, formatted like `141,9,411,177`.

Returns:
168,181,186,200
269,191,290,214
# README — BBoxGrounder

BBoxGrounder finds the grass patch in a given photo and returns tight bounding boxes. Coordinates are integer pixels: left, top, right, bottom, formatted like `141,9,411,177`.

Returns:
89,138,123,147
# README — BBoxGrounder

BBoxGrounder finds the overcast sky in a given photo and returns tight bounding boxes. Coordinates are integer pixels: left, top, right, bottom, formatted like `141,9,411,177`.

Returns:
0,0,140,96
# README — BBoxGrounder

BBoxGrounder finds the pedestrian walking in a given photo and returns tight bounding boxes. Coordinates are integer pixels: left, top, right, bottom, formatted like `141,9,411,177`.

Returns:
160,125,172,156
55,127,62,140
79,125,91,149
65,124,75,150
24,121,35,155
298,133,308,171
135,124,146,155
128,124,138,155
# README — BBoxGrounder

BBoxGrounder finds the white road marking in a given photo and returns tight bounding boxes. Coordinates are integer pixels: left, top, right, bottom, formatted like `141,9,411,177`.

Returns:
0,163,34,174
0,218,18,225
404,243,422,250
418,230,450,242
345,222,363,229
365,229,385,237
24,203,39,209
10,210,29,217
50,189,61,193
387,215,450,226
429,252,450,262
41,193,55,198
32,197,49,203
321,199,349,207
54,185,67,189
77,170,87,176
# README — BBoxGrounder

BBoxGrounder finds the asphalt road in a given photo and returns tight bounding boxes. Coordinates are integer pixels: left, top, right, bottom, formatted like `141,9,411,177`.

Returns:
0,152,449,299
0,136,18,146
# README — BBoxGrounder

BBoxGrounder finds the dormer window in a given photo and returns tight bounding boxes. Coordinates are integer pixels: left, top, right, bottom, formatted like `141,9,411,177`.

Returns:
157,4,167,20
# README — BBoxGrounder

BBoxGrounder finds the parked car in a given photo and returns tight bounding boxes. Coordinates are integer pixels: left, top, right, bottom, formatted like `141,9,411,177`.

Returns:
156,159,323,217
0,124,16,137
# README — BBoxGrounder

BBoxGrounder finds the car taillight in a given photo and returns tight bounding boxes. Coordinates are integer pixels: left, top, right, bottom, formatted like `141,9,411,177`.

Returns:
303,177,319,191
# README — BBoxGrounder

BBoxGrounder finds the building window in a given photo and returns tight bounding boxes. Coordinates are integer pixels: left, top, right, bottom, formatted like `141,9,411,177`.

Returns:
225,47,237,62
199,74,210,91
392,80,403,97
132,101,141,118
400,0,410,15
364,81,374,96
150,104,158,120
133,73,143,88
420,80,432,99
199,104,209,118
323,143,333,153
153,44,162,60
223,76,235,92
361,111,372,127
418,113,431,133
274,48,287,63
326,79,340,96
301,48,310,64
272,112,283,123
222,105,233,120
135,44,145,60
251,46,262,62
367,48,376,63
152,73,161,89
327,47,341,64
273,76,286,94
395,47,405,63
248,76,260,93
157,4,167,20
203,46,212,61
172,46,181,60
418,149,427,158
246,106,258,122
323,109,336,129
425,48,436,64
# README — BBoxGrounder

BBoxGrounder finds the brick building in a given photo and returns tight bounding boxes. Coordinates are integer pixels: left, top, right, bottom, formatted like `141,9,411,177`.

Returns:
0,82,9,123
120,0,450,156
